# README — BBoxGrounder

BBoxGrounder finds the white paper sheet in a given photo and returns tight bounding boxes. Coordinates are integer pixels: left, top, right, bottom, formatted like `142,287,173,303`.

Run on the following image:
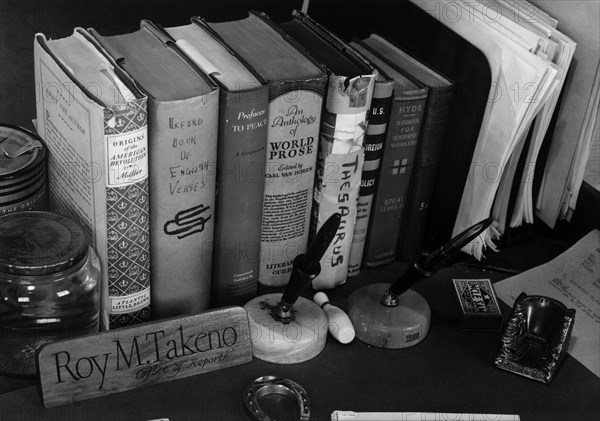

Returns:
494,230,600,378
565,62,600,219
583,117,600,191
414,0,556,259
511,19,576,227
534,0,600,227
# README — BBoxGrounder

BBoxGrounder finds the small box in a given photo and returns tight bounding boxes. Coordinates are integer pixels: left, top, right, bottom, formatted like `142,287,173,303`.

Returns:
452,279,503,331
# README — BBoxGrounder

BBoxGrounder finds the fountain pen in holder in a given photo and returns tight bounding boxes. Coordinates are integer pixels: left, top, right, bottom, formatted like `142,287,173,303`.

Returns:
348,218,494,349
244,213,341,364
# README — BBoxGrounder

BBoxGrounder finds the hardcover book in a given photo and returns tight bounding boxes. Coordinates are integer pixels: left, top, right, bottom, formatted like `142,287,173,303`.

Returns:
88,22,219,319
210,11,327,287
162,18,270,306
358,34,455,262
34,30,151,329
350,41,428,268
373,0,491,250
279,11,376,287
349,76,394,273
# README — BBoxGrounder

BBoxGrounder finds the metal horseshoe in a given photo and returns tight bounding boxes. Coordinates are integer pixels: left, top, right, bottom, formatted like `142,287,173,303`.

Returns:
243,376,310,421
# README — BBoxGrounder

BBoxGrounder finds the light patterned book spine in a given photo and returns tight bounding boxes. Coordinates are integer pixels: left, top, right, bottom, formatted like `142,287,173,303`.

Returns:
103,101,151,329
259,81,325,287
310,74,375,289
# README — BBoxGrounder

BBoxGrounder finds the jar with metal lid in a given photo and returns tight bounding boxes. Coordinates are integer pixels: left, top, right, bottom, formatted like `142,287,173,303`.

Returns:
0,124,48,216
0,211,100,377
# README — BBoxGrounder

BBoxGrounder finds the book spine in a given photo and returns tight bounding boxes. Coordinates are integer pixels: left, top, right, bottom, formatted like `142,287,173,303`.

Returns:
310,74,375,289
363,90,427,268
347,80,394,276
103,101,151,329
34,38,151,330
212,86,269,306
148,93,219,319
258,78,326,287
397,86,455,261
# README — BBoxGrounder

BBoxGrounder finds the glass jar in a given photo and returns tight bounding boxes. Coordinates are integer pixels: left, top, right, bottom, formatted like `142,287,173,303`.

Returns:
0,211,100,377
0,124,48,216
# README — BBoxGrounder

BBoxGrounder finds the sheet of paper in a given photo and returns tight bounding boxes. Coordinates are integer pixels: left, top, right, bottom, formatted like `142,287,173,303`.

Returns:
565,62,600,217
417,0,556,259
534,0,600,227
583,117,600,191
491,124,530,234
511,18,576,227
494,230,600,377
466,1,567,230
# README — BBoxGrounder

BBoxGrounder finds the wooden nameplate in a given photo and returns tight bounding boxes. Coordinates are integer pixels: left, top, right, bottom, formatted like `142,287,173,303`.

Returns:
37,306,252,408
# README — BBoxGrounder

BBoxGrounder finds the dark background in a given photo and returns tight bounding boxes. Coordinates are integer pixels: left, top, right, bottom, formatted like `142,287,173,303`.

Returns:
0,1,599,420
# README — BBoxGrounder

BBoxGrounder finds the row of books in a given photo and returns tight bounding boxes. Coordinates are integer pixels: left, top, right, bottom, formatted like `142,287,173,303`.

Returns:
34,10,449,329
33,1,578,330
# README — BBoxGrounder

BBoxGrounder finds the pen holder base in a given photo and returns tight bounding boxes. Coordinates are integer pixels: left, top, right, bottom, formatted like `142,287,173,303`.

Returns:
348,284,431,349
244,294,328,364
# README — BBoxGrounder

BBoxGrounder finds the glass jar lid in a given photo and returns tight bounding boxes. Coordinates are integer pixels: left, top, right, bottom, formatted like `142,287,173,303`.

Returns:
0,124,46,180
0,211,88,275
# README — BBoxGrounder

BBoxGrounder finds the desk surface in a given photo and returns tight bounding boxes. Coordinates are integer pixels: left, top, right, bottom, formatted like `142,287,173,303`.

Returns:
1,234,599,421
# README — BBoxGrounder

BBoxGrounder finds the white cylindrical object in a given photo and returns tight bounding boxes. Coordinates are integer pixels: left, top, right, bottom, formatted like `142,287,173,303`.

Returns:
313,292,355,344
331,411,520,420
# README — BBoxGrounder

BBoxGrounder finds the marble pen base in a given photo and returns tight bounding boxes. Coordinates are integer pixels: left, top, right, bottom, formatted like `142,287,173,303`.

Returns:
348,284,431,349
244,293,328,364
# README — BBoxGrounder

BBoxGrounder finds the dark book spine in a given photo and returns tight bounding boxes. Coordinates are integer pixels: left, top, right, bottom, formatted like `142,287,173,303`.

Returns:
212,86,269,306
397,85,455,261
363,90,427,268
347,81,394,276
